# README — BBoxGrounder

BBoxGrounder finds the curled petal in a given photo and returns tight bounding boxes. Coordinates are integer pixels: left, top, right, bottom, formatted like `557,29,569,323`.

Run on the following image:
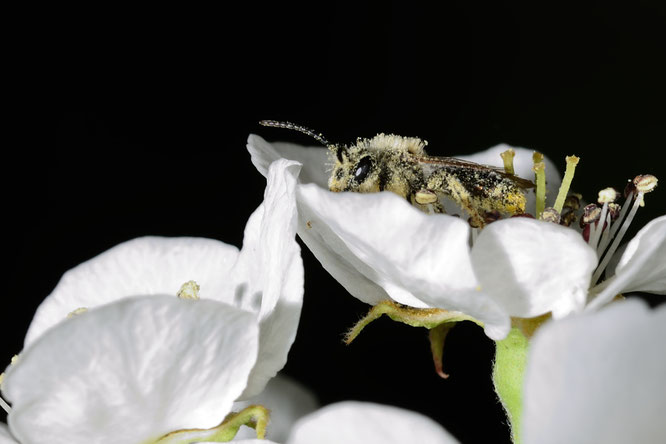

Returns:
2,296,259,444
25,237,239,346
588,215,666,310
297,184,510,339
522,299,666,444
232,159,305,399
472,218,597,319
286,401,459,444
247,135,329,188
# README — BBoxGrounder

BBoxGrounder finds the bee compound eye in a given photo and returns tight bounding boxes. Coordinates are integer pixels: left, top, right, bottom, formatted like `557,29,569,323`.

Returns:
353,156,373,183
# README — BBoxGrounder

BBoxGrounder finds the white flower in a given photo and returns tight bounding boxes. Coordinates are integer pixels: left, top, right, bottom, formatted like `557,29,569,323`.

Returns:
1,159,304,443
248,136,665,339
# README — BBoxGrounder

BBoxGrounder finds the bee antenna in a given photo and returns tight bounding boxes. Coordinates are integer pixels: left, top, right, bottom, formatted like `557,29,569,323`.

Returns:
259,120,331,146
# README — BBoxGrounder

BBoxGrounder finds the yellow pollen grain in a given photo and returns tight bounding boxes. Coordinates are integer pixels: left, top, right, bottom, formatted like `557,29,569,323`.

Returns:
177,280,201,300
67,307,89,318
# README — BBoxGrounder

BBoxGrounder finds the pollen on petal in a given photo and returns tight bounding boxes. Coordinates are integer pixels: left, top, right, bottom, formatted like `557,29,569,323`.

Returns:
177,280,201,300
67,307,88,318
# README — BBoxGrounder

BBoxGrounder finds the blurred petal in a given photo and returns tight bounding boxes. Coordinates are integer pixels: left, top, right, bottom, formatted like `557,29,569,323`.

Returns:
247,135,329,188
472,218,597,319
3,296,259,444
232,159,305,399
25,236,239,346
233,374,318,442
588,215,666,310
0,424,18,444
229,440,280,444
522,299,666,444
286,401,459,444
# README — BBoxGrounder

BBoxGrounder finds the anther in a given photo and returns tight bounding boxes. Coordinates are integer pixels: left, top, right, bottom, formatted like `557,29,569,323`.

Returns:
563,193,582,211
633,174,658,193
560,209,577,227
597,187,619,204
580,204,601,227
607,203,621,220
540,207,560,223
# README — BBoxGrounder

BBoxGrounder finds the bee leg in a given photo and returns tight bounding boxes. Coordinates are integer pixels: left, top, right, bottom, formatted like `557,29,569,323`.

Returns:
411,189,445,214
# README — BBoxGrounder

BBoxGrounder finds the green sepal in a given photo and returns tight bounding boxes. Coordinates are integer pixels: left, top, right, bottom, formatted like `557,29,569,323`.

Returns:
345,300,482,378
152,404,270,444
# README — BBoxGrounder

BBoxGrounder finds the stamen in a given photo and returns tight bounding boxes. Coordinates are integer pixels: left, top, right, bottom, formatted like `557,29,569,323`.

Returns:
540,207,560,223
0,372,10,413
591,175,657,284
177,280,200,300
596,203,621,254
0,394,10,414
501,148,516,175
588,205,607,251
532,153,546,218
553,155,580,214
588,188,618,251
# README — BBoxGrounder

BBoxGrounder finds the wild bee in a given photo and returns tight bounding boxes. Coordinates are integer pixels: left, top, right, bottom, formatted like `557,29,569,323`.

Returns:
259,120,534,227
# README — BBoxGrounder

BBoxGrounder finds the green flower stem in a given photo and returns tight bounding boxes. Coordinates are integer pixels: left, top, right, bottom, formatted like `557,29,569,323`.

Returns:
493,315,548,444
493,327,529,444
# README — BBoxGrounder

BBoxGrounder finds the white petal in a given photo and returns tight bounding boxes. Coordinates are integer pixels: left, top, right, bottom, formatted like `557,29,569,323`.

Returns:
472,218,597,318
3,296,259,444
231,159,304,399
227,440,281,444
522,299,666,444
589,215,666,310
25,236,239,346
233,374,318,442
0,424,18,444
247,134,330,188
286,401,459,444
297,184,511,338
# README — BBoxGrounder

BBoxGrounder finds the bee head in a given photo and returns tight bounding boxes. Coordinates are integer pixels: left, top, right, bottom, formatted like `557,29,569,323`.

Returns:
258,120,380,193
328,143,379,193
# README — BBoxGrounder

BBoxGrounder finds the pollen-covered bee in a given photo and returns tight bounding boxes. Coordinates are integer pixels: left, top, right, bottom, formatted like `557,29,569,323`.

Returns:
259,120,534,226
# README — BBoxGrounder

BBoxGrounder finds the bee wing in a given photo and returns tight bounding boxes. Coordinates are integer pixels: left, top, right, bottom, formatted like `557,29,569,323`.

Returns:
412,154,535,189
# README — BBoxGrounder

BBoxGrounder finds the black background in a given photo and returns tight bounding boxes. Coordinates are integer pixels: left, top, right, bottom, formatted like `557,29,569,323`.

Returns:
4,2,666,443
